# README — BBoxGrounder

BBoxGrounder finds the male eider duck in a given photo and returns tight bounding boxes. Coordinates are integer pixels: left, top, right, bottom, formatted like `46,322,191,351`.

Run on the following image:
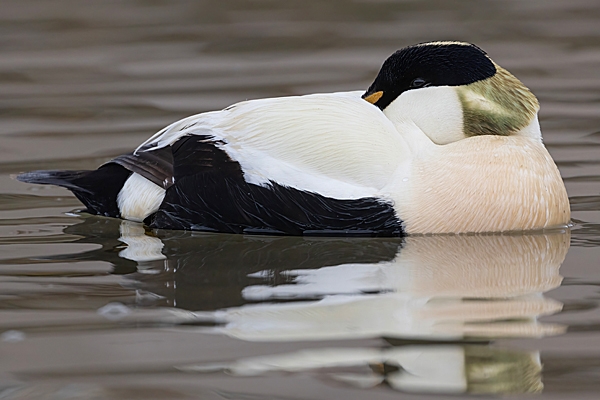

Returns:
17,42,570,236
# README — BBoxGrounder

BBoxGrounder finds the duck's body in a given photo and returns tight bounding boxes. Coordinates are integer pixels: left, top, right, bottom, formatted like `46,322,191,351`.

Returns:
17,42,570,236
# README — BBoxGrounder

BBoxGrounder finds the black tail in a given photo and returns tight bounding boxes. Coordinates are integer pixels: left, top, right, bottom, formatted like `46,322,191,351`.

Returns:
17,164,131,217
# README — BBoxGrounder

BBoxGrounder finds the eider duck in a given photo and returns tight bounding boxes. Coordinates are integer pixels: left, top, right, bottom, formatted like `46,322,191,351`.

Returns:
17,41,570,236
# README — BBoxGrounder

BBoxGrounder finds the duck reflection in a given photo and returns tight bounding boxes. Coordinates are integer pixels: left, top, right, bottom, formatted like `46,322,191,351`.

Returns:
114,220,569,395
182,345,544,395
211,233,567,341
119,222,568,341
119,222,403,310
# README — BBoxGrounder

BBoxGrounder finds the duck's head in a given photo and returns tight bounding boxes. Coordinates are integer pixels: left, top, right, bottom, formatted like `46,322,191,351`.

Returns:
362,41,541,144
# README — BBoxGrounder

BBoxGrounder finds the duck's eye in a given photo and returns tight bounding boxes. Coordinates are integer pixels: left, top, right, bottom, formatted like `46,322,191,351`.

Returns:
410,78,429,88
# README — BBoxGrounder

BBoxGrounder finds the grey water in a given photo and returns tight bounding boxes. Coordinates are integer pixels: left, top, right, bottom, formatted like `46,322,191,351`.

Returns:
1,0,600,399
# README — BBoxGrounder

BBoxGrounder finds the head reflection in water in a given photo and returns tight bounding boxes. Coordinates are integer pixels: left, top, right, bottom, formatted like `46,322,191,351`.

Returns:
115,220,570,395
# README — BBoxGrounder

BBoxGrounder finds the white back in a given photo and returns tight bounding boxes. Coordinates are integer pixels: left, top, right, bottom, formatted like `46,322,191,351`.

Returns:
138,91,419,200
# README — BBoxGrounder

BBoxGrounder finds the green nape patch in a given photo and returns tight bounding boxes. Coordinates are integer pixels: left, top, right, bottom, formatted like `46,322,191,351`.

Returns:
465,346,543,394
457,65,539,137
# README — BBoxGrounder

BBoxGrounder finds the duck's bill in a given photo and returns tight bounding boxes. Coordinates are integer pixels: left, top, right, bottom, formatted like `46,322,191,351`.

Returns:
362,91,383,104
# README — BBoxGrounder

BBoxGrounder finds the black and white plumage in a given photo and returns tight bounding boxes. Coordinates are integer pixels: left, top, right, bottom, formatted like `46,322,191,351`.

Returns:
17,42,571,235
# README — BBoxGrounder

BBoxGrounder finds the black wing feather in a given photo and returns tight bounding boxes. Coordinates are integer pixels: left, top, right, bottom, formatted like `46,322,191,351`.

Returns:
18,134,404,236
144,136,404,236
17,164,131,217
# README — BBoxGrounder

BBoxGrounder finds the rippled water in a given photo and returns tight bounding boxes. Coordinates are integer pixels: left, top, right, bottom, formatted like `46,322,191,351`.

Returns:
1,0,600,398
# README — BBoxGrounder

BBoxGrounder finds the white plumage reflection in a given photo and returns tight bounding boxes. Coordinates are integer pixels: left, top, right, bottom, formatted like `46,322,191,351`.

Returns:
118,224,569,395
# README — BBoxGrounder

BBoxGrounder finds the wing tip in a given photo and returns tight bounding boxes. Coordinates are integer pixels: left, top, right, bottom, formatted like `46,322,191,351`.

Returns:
15,170,94,194
16,170,60,184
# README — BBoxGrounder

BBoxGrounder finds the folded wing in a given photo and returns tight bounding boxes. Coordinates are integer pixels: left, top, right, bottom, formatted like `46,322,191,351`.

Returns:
136,91,410,199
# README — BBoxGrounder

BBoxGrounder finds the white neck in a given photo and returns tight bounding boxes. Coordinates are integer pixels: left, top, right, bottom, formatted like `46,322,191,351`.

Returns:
516,115,542,141
384,86,465,145
383,83,543,145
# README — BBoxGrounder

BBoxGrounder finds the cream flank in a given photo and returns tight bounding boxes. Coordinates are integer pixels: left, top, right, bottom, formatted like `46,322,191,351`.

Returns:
117,173,166,222
393,135,570,234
